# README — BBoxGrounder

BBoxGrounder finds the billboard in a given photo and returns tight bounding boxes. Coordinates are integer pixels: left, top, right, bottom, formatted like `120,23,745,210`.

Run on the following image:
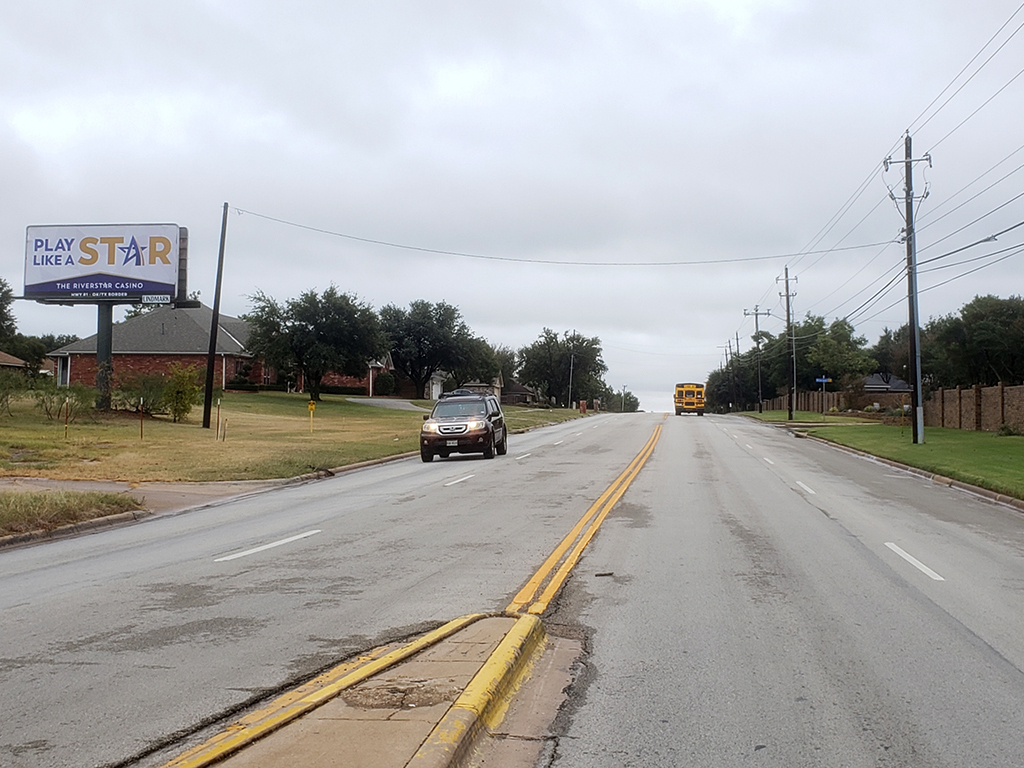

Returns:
25,223,180,304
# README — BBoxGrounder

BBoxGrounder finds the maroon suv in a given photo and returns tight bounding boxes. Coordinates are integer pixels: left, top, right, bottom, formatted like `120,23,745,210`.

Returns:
420,392,508,462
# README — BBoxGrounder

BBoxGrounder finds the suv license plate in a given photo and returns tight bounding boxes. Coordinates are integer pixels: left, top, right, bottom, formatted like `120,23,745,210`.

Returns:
446,440,459,447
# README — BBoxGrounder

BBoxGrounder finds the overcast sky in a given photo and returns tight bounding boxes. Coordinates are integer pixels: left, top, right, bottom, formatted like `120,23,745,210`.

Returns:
4,1,1024,410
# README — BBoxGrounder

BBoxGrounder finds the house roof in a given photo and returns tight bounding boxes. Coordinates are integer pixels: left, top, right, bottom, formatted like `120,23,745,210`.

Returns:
49,304,252,357
0,350,27,368
504,380,537,396
863,372,912,392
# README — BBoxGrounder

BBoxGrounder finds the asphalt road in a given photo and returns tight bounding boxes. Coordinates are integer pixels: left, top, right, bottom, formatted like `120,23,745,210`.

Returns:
0,412,645,768
544,415,1024,767
5,413,1024,768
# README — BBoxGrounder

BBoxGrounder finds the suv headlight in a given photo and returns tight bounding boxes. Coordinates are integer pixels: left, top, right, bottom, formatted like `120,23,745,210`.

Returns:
465,420,485,431
422,421,440,434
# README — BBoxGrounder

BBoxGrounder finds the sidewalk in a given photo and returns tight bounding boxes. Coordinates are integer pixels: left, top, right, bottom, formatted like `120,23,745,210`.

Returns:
155,613,563,768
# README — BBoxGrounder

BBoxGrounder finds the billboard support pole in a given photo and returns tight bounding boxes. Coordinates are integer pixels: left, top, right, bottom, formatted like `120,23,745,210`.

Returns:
96,303,113,410
203,203,229,429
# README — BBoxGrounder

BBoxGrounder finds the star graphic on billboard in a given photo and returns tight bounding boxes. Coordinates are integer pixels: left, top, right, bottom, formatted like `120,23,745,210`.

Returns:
119,236,148,266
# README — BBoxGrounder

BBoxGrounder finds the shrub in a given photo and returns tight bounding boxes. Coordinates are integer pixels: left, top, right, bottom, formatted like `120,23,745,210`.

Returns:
113,374,167,414
997,423,1024,437
319,384,366,395
33,380,96,422
373,371,395,396
0,370,28,416
164,364,203,422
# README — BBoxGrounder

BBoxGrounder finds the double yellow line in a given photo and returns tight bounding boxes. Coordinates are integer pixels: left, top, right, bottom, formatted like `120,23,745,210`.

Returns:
506,423,662,615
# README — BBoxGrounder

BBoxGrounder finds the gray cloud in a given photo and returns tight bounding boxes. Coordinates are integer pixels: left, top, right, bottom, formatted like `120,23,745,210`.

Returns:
5,1,1024,410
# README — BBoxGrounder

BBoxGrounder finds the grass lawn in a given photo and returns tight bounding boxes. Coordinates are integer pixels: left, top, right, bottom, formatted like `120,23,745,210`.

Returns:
0,391,586,482
0,490,142,536
805,423,1024,500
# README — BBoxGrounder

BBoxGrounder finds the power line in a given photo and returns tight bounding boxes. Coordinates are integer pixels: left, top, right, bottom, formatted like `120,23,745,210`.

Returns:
918,191,1024,253
234,207,892,268
919,240,1024,274
910,2,1024,134
917,140,1024,225
927,62,1024,152
856,245,1024,324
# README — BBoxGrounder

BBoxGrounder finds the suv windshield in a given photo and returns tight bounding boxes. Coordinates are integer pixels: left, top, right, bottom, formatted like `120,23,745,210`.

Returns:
433,401,487,418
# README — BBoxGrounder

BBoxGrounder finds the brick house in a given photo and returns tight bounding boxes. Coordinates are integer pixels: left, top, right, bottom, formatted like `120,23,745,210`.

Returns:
0,350,28,371
49,304,264,389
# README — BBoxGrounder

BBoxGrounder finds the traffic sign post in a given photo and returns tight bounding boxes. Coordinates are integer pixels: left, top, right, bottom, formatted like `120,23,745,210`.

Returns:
816,377,832,415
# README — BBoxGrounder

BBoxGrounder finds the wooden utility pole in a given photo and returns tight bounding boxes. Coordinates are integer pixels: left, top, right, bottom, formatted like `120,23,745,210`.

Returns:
745,306,771,412
885,135,930,444
778,267,797,421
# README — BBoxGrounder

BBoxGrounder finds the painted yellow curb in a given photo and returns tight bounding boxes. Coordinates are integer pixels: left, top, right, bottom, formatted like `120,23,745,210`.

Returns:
158,613,488,768
409,613,548,768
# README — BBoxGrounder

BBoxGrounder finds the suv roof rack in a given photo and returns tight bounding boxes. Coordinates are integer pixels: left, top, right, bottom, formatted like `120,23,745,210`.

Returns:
439,389,479,399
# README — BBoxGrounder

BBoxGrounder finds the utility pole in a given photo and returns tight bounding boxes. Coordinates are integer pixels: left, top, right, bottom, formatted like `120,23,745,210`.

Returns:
721,342,735,412
885,134,930,444
728,338,736,412
778,267,797,421
203,202,229,429
745,306,771,412
735,331,742,410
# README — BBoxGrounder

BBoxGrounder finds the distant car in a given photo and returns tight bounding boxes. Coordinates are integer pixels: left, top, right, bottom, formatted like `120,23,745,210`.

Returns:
420,392,508,462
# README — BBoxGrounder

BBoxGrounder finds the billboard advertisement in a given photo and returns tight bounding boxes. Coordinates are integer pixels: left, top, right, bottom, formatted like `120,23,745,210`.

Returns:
24,223,180,304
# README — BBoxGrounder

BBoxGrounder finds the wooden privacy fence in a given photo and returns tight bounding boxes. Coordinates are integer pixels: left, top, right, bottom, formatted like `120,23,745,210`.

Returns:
760,390,907,414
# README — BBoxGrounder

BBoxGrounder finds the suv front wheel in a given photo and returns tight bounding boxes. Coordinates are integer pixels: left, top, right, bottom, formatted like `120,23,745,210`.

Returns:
483,432,495,459
420,445,433,462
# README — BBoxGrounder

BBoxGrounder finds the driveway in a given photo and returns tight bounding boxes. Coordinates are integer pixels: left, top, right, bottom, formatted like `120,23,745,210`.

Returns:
347,397,430,411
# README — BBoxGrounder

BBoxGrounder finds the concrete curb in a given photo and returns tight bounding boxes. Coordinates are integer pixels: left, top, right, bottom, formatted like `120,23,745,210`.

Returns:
0,452,420,550
0,509,152,549
158,614,490,768
803,433,1024,514
408,613,547,768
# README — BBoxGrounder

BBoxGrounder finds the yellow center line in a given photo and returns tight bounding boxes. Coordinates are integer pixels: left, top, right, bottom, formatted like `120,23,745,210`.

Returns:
505,424,662,614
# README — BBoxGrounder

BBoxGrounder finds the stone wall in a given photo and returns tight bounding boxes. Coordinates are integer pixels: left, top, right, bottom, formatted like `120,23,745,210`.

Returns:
925,383,1024,432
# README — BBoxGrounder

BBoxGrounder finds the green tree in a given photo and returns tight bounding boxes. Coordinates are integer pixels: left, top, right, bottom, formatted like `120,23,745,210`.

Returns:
3,333,80,375
869,326,910,385
0,277,15,344
958,294,1024,385
164,363,202,422
246,286,385,401
448,335,500,389
761,314,827,395
595,382,639,412
807,318,875,388
518,329,606,407
380,300,473,398
494,345,518,394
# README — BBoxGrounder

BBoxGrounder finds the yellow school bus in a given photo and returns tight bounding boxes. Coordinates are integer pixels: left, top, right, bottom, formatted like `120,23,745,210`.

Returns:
674,382,705,416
